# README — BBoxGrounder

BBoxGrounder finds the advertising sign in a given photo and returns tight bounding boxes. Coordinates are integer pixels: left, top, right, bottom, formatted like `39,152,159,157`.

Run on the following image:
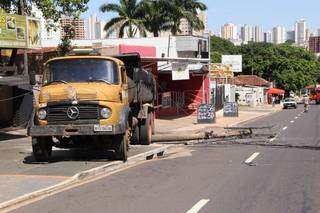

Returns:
172,62,190,81
0,11,27,48
161,92,172,108
223,102,239,117
222,55,242,72
210,63,233,78
27,17,41,48
197,104,215,123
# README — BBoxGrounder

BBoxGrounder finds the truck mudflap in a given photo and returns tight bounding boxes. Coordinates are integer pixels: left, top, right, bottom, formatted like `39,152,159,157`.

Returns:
29,123,126,137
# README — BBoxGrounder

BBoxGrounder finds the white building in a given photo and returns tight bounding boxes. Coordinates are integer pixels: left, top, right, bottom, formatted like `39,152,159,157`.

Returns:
272,26,286,44
295,19,307,47
178,11,208,36
87,13,97,39
95,21,107,39
220,23,238,40
264,31,272,43
241,25,254,43
286,30,295,42
254,26,263,42
31,5,61,41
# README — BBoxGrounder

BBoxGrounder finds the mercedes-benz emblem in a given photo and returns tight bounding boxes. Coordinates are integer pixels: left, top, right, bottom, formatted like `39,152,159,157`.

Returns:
67,106,79,119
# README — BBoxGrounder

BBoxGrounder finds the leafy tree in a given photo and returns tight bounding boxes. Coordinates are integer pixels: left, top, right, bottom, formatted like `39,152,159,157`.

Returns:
166,0,207,35
140,0,171,37
100,0,147,38
210,36,237,63
237,42,320,91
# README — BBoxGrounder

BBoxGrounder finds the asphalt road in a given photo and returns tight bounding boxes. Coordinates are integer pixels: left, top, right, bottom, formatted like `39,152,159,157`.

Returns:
0,135,160,204
13,105,320,213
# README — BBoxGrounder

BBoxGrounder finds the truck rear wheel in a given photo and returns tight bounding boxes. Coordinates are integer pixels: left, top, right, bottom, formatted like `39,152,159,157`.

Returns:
131,125,140,145
114,130,129,162
32,137,52,162
140,112,153,145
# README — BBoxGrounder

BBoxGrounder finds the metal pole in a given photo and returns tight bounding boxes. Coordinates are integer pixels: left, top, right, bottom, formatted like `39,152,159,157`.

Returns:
20,0,28,76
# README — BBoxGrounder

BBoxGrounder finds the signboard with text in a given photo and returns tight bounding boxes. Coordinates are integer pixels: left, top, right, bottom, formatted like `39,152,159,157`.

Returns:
223,102,239,117
210,63,233,78
0,11,27,48
197,104,215,123
222,55,242,72
172,62,190,80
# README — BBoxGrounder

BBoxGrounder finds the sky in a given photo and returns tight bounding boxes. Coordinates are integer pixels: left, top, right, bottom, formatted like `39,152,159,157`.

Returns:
81,0,320,34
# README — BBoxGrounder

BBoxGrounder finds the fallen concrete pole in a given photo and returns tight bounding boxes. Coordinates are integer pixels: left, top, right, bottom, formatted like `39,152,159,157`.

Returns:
152,132,206,142
152,130,252,143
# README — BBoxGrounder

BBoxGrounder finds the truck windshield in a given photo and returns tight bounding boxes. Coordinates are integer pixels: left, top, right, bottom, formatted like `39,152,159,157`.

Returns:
44,58,119,84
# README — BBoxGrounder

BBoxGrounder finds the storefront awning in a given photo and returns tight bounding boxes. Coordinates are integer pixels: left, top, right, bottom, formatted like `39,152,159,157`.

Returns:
267,88,285,95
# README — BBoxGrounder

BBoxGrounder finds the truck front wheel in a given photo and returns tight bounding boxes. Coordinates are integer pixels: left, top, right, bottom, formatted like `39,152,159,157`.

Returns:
113,130,129,162
32,137,52,162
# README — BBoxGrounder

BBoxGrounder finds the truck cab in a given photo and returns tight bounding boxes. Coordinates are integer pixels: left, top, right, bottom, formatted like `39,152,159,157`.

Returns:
29,53,155,162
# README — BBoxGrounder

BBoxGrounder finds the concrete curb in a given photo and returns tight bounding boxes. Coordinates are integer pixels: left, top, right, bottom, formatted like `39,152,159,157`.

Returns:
0,145,169,212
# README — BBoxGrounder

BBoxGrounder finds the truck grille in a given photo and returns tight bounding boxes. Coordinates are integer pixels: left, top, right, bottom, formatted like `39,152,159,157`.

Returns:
46,104,99,124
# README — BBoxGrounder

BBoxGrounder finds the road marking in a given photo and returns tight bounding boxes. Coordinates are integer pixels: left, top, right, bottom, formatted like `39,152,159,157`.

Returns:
295,116,298,119
187,199,210,213
290,120,294,123
282,126,287,130
244,152,260,164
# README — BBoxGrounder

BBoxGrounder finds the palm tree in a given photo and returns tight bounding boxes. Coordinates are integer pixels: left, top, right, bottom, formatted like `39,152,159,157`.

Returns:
140,0,171,37
100,0,147,38
166,0,207,35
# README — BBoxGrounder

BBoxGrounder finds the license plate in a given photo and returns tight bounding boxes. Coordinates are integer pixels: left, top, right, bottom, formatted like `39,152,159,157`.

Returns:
94,125,113,132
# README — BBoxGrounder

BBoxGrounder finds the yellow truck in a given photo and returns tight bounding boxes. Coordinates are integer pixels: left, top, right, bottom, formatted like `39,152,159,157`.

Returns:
28,52,156,162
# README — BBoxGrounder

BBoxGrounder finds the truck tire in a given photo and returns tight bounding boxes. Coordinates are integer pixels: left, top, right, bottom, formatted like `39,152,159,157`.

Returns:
114,130,129,162
151,112,155,135
140,112,152,145
32,137,52,162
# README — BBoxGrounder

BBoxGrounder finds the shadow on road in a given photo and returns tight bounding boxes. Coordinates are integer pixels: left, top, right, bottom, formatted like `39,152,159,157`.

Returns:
23,148,115,164
0,132,26,142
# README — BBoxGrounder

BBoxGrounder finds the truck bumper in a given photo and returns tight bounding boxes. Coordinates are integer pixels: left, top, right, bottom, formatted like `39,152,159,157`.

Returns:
28,123,126,137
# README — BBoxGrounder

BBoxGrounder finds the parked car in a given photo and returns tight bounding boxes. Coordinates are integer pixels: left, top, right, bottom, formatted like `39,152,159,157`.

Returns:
282,98,298,109
297,94,309,104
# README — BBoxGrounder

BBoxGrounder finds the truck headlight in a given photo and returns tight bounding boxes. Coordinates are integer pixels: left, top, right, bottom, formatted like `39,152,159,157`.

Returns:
38,109,47,120
100,108,111,119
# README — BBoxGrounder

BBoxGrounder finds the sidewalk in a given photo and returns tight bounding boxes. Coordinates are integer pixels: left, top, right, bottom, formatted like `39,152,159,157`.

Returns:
155,104,282,136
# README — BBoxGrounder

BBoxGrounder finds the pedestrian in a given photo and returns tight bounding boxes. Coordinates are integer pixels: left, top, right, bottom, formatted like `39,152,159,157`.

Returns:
272,96,275,107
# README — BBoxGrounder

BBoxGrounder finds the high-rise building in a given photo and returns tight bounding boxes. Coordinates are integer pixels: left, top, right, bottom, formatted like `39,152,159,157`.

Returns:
88,13,98,39
309,36,320,53
295,19,307,46
272,26,286,44
241,25,254,43
286,30,295,42
179,18,192,35
95,21,107,39
264,32,272,43
60,18,85,40
220,23,238,40
195,11,209,36
306,28,311,44
254,26,263,42
178,11,208,36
